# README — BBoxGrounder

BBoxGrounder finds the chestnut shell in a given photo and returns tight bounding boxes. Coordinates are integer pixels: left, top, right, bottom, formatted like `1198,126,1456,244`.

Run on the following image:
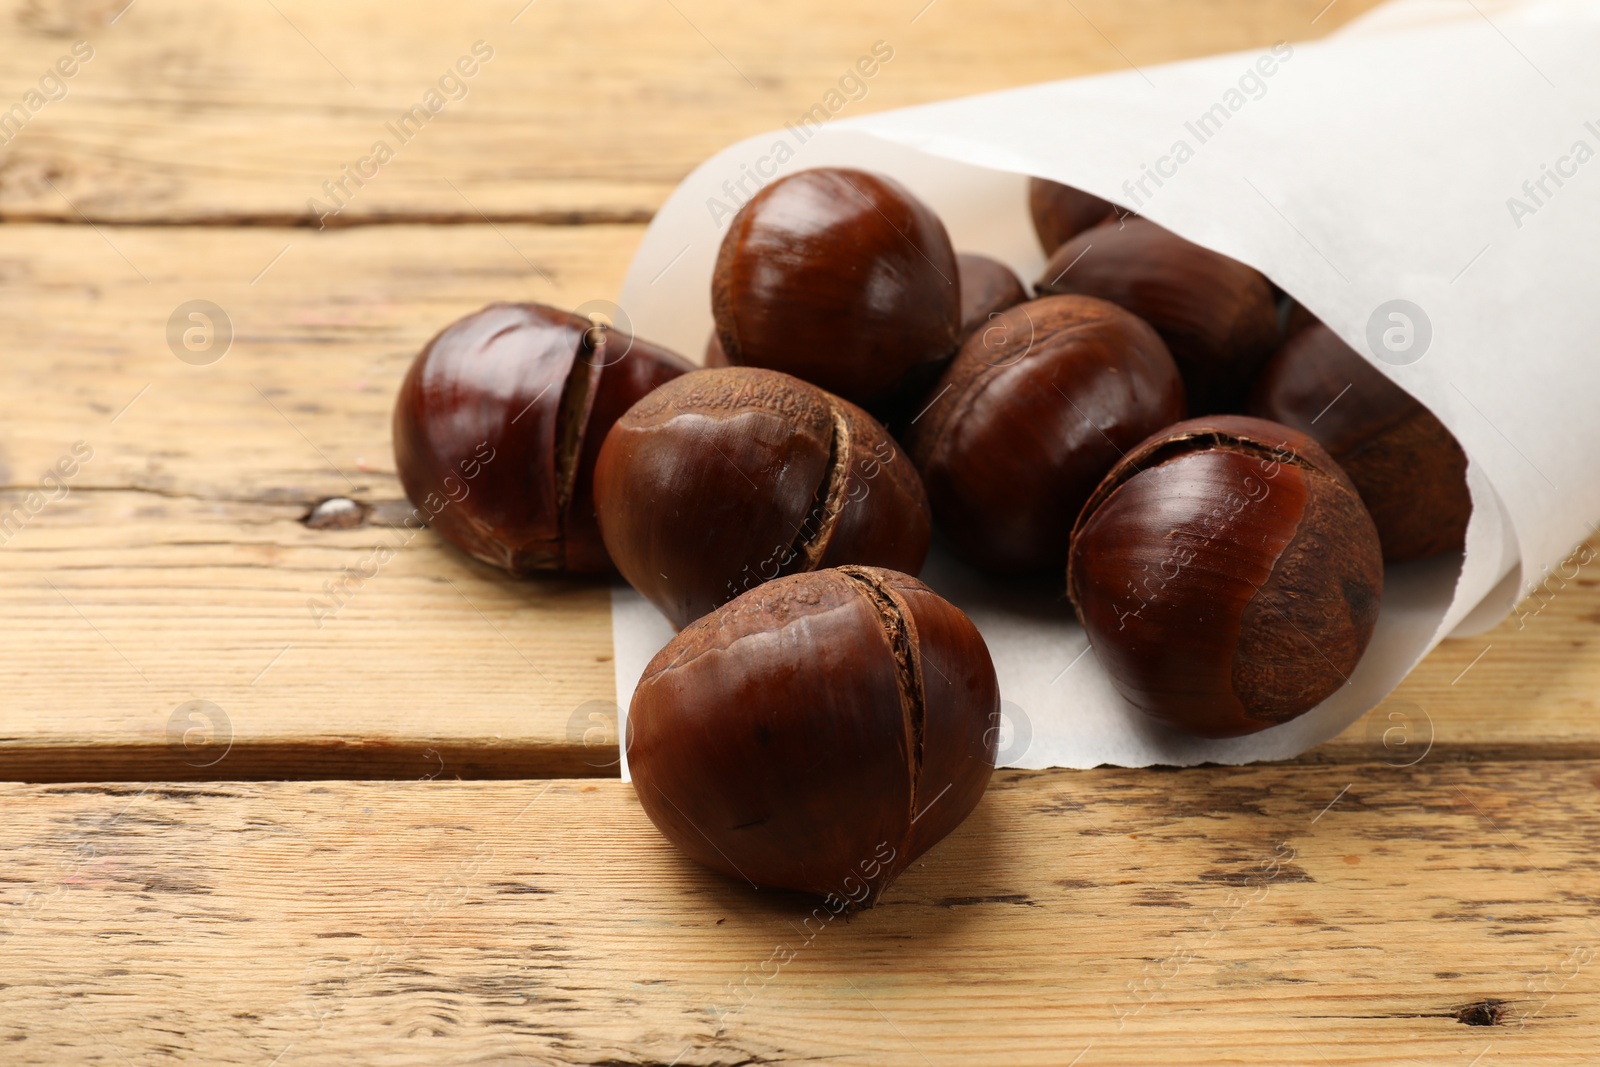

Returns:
628,566,999,903
910,295,1186,573
594,367,932,629
956,253,1028,339
393,302,692,574
712,167,961,409
1035,218,1279,414
1028,177,1121,254
1248,321,1470,562
1067,415,1383,738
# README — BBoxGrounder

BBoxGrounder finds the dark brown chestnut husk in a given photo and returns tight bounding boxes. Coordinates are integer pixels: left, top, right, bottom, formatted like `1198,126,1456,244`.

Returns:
1028,177,1122,254
1067,415,1383,739
957,253,1028,339
704,331,732,368
594,367,931,629
712,167,961,411
909,295,1186,574
628,565,998,904
1248,321,1470,562
393,302,692,574
1035,218,1279,414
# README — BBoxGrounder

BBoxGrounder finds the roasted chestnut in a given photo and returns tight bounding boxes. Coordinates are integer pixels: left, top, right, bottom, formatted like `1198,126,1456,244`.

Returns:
1248,321,1470,562
1035,218,1279,414
1067,415,1383,738
909,295,1185,573
628,565,998,903
394,302,692,574
957,253,1028,339
712,167,961,410
1028,177,1121,254
704,331,732,368
594,367,931,629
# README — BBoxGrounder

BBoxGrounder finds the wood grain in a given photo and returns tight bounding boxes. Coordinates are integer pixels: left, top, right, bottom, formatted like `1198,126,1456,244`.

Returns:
2,219,1598,779
0,0,1385,224
2,765,1597,1065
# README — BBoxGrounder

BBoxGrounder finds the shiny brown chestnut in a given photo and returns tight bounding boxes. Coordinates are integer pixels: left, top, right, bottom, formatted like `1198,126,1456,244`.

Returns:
1035,218,1279,414
909,295,1186,573
712,167,961,410
1248,321,1470,562
594,367,931,629
1067,415,1383,738
1028,177,1122,254
393,302,692,574
628,565,998,903
704,331,732,368
957,253,1028,340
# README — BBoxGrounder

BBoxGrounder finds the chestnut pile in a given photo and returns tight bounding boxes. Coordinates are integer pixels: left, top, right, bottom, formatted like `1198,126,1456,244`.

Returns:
393,168,1470,902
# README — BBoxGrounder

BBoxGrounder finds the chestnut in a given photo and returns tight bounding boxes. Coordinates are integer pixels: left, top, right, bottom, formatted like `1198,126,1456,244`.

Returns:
957,253,1028,339
1067,415,1383,738
1248,321,1470,562
1028,177,1121,254
394,302,692,574
703,331,732,368
712,167,961,410
628,565,998,903
594,367,931,629
1035,218,1279,414
909,295,1186,573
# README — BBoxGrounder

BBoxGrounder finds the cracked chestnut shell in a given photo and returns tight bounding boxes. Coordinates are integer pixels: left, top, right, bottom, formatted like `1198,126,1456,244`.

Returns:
712,167,961,410
1035,218,1279,414
1028,177,1121,254
594,367,931,630
957,253,1028,339
394,303,693,574
1248,321,1471,562
1067,415,1383,738
628,566,998,903
909,295,1186,573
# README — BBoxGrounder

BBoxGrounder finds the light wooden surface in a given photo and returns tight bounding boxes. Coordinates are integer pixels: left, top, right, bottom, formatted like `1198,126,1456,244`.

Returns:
3,765,1597,1065
5,0,1600,1063
1,0,1384,224
3,219,1599,780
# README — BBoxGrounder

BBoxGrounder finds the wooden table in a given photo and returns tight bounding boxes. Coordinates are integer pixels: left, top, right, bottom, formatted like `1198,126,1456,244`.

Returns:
3,1,1596,1062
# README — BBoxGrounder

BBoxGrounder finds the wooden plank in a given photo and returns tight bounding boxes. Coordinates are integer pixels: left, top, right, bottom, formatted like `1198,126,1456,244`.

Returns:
0,0,1386,224
2,764,1597,1064
3,221,1600,779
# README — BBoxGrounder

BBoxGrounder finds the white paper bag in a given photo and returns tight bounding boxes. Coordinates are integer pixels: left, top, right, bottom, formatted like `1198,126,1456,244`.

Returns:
610,0,1600,771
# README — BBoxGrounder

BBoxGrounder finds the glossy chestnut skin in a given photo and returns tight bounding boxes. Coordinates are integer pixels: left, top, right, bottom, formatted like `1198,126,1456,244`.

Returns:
1248,321,1470,562
909,295,1186,573
1068,416,1383,738
628,565,999,903
394,302,692,574
712,167,961,410
1035,218,1279,414
957,253,1028,339
594,367,932,630
1028,177,1122,254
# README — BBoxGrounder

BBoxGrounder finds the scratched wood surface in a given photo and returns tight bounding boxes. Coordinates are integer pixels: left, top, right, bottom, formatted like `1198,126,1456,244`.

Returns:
2,765,1597,1065
0,0,1385,225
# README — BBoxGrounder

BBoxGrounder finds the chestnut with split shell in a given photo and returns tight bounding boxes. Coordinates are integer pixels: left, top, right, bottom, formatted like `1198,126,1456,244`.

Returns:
712,167,961,411
393,302,692,574
1248,321,1470,562
594,367,931,630
627,566,999,904
909,294,1186,574
1035,218,1279,414
1067,415,1383,738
